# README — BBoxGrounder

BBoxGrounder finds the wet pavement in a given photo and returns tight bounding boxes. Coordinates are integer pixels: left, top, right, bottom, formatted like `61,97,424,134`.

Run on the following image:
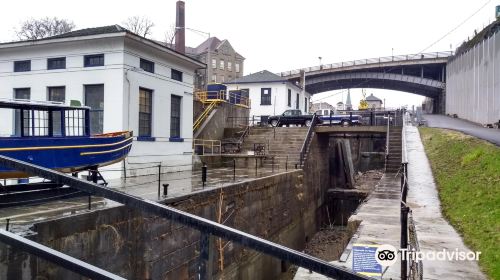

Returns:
423,114,500,145
405,125,486,279
0,166,285,233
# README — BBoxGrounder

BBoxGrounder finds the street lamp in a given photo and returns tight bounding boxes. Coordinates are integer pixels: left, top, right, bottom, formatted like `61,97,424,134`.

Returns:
391,48,394,60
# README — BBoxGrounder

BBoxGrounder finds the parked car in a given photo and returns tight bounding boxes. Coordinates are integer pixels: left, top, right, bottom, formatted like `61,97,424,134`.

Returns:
315,109,362,126
268,109,315,127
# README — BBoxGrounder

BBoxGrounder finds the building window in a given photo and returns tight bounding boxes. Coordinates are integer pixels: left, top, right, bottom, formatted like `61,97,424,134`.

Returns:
212,74,217,82
47,57,66,70
139,88,153,137
261,88,271,105
212,58,217,69
48,86,65,103
13,88,30,136
219,60,224,70
227,62,232,71
170,95,182,138
296,93,299,109
287,89,291,107
171,69,183,82
84,85,104,135
14,60,31,72
220,75,225,83
235,63,240,73
140,58,154,73
84,54,104,67
304,97,308,113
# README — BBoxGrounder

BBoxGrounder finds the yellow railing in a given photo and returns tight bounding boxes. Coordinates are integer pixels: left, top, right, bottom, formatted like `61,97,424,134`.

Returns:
193,139,221,155
194,90,251,108
193,101,217,131
194,91,226,103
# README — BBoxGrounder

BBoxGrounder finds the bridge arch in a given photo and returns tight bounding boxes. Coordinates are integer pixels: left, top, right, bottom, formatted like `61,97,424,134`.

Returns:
280,52,452,112
305,72,444,98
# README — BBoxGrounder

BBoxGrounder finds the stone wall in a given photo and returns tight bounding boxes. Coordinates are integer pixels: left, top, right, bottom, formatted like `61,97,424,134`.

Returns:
0,168,331,280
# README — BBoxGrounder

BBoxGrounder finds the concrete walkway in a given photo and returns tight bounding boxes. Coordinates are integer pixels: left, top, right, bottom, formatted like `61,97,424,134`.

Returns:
423,114,500,146
405,125,486,280
294,173,402,279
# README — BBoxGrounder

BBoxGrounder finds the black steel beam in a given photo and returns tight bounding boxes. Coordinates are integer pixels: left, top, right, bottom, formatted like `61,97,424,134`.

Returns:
0,229,125,280
0,155,371,280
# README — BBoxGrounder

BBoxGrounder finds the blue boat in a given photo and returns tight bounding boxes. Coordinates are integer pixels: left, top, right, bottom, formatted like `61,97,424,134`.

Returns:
0,100,133,179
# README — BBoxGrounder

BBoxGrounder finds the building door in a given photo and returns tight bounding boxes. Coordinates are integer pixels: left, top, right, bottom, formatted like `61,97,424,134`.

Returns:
84,84,104,135
14,88,30,136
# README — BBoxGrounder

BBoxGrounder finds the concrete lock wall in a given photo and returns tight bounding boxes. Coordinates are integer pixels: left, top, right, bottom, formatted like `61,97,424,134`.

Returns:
446,31,500,125
195,102,250,140
0,167,331,280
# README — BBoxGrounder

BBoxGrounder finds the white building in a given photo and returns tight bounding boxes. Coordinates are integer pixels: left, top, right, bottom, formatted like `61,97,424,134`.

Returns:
225,70,311,124
0,25,204,176
366,93,383,110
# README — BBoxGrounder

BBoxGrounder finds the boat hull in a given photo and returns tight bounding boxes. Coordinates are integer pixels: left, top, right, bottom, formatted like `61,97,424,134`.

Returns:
0,132,133,179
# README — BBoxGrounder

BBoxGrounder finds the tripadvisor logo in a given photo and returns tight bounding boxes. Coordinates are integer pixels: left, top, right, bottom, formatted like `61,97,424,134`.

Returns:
375,244,398,266
374,244,481,267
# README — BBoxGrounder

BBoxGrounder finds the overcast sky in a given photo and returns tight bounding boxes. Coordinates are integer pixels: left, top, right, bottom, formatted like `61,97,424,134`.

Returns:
1,0,498,109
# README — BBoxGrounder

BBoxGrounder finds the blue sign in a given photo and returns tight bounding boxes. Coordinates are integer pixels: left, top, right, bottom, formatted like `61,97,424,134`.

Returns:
353,244,382,278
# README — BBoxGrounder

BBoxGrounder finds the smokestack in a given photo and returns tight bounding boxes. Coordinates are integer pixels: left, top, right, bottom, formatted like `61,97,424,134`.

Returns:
175,1,185,54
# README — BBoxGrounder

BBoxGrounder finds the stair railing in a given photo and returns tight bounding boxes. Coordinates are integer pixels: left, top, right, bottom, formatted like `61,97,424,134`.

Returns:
299,113,319,167
193,101,217,131
385,113,390,159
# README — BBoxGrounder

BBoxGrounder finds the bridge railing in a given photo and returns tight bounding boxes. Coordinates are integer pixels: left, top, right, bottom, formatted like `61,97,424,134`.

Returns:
279,51,453,76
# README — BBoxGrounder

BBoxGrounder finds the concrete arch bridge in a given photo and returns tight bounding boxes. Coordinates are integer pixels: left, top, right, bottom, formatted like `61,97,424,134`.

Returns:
279,51,453,113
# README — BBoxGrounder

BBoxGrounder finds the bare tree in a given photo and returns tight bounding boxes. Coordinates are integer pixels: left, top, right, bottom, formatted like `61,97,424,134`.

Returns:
123,16,154,38
163,23,177,47
15,17,75,40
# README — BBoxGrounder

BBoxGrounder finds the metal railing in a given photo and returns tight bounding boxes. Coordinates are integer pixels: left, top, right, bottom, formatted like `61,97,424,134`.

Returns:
194,90,227,103
400,114,423,280
385,114,390,159
279,51,453,77
299,113,319,166
195,90,251,108
193,101,218,131
0,229,124,280
0,155,370,280
193,139,222,155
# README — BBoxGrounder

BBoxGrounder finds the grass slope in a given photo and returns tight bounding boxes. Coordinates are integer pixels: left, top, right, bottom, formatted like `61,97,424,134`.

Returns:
419,128,499,279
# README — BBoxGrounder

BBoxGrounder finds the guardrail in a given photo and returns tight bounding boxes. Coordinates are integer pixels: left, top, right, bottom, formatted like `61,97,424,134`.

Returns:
400,114,423,280
279,51,453,77
193,139,221,155
195,90,250,108
0,229,124,280
299,113,319,166
0,155,370,280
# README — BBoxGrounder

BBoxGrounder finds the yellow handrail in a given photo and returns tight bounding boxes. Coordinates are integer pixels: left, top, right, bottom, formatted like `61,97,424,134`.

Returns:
193,139,221,155
193,101,217,131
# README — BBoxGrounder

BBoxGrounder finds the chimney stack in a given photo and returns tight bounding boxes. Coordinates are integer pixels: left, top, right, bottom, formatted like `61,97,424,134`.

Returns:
175,1,185,54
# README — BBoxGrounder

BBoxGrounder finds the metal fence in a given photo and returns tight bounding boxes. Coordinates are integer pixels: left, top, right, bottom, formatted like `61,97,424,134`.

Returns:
0,155,370,280
279,51,453,77
400,115,423,280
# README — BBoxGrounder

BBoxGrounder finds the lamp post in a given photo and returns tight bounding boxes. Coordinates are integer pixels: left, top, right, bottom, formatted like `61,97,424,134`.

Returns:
392,48,394,60
318,56,322,67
